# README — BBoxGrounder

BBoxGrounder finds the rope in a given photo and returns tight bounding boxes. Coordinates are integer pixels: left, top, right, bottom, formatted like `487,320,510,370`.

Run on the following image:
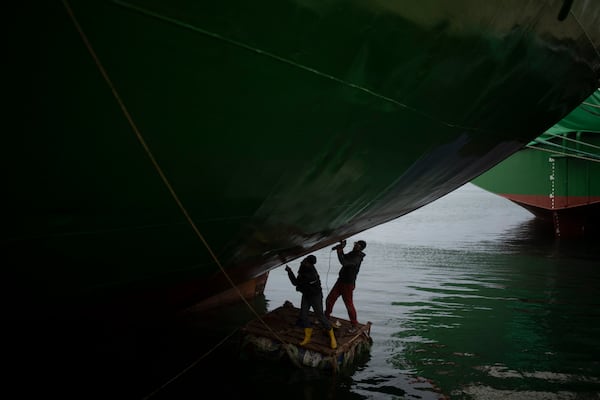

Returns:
326,249,334,293
526,143,600,163
61,0,292,395
141,327,239,400
541,132,600,151
61,1,233,292
582,100,600,110
568,7,600,61
110,0,489,135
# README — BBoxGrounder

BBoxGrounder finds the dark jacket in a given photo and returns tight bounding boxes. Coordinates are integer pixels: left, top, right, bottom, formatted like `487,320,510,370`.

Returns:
336,249,365,285
287,262,322,296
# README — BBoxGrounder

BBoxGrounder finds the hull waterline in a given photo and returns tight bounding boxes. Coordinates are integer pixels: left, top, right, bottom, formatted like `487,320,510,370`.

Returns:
473,90,600,238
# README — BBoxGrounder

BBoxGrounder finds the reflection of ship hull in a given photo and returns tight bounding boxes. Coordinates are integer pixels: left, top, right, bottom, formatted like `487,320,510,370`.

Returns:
473,91,600,237
4,1,600,317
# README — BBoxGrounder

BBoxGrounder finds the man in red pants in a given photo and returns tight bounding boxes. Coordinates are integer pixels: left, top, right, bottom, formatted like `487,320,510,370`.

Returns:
325,239,366,333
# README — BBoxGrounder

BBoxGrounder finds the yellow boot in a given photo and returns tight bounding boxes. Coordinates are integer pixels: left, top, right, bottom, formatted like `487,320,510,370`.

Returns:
328,328,337,349
299,327,313,346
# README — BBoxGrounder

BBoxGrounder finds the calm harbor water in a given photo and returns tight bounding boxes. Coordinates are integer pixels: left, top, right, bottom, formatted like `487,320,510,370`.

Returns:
14,184,599,399
260,183,600,400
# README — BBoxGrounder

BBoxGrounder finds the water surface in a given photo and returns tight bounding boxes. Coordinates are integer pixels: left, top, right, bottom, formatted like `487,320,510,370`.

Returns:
16,184,599,399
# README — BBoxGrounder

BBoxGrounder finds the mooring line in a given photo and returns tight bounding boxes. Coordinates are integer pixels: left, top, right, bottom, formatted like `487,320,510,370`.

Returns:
61,1,292,396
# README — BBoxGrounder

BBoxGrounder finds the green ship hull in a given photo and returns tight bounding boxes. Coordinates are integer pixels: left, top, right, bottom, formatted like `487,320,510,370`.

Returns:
4,1,600,317
473,90,600,237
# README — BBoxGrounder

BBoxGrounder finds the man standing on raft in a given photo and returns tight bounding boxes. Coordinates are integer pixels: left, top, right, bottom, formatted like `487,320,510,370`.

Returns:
286,255,337,349
325,240,366,333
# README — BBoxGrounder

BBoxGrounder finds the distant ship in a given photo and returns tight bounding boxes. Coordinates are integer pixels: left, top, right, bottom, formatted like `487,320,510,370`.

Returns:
4,0,600,319
472,89,600,238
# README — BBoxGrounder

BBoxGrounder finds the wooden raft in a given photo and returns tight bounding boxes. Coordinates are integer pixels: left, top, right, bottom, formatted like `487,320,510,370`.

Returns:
240,301,372,372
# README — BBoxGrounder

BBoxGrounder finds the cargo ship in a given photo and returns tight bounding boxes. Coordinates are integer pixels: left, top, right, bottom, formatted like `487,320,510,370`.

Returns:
472,89,600,238
4,0,600,319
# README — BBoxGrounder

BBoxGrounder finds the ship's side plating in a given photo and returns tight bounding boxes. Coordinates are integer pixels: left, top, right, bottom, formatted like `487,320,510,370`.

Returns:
4,1,600,316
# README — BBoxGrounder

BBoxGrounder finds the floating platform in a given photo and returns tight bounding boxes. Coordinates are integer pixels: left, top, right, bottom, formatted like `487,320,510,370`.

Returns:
240,301,372,372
